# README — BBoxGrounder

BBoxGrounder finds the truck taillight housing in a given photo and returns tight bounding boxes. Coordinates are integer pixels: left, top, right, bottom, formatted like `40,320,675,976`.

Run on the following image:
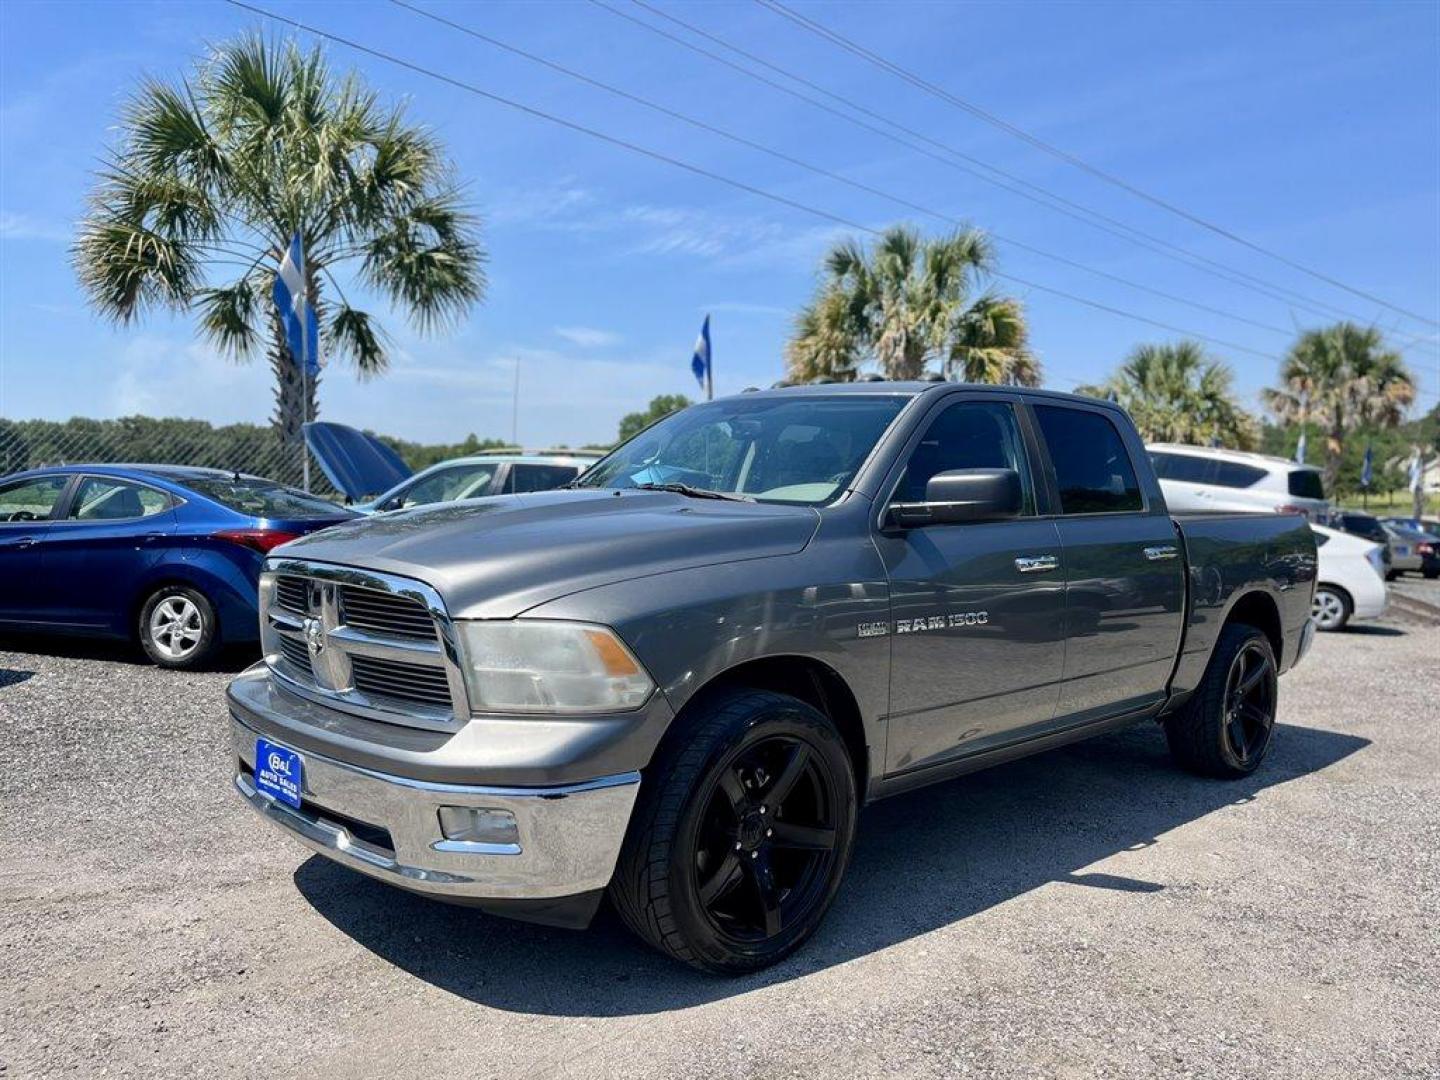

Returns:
212,528,301,553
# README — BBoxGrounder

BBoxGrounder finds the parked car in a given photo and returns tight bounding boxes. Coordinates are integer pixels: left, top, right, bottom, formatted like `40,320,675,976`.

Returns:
1381,515,1440,537
0,465,353,668
227,383,1316,972
1310,523,1388,630
1381,523,1438,579
1327,511,1395,576
1148,443,1329,519
353,453,598,513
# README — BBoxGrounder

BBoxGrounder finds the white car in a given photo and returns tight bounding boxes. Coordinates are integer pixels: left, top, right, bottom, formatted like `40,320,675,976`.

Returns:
1148,444,1329,519
1310,523,1388,631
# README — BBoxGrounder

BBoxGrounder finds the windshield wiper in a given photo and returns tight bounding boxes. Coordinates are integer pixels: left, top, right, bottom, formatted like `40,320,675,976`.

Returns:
633,482,753,502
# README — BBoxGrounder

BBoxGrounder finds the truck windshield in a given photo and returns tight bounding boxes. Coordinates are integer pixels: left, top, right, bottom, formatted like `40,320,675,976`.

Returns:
577,395,910,505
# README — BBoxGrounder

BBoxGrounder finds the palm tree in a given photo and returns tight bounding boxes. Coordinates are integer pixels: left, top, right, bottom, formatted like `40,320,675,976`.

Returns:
1090,340,1257,449
1263,323,1415,491
74,35,485,450
785,225,1039,384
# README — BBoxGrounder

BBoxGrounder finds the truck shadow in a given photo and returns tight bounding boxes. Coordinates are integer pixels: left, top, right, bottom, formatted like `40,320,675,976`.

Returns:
294,719,1367,1017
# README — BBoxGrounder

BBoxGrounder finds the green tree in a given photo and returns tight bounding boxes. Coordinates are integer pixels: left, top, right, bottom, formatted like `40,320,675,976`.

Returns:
73,34,485,448
785,225,1038,384
1083,340,1257,449
1262,323,1416,492
618,394,692,443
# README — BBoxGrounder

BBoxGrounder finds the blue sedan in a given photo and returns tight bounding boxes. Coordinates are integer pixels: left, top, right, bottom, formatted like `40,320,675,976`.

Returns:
0,464,354,668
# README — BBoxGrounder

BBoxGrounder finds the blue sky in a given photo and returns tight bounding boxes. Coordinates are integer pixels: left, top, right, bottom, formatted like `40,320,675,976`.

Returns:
1,0,1437,448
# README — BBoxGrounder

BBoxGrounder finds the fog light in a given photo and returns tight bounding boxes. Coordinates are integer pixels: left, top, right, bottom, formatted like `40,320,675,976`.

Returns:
438,806,519,846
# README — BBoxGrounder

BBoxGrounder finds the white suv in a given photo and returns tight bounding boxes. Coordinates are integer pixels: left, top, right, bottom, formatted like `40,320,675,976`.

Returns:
1147,444,1330,519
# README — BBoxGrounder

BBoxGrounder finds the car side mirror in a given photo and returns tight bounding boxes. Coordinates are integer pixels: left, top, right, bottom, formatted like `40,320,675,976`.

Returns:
889,468,1022,527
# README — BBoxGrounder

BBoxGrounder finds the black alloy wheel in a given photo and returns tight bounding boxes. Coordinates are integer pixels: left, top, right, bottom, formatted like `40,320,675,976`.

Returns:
691,734,843,943
1164,622,1279,779
609,689,857,973
1219,639,1277,769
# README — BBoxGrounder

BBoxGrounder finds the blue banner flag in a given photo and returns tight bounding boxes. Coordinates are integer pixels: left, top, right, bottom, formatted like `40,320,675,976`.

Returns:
691,314,712,398
272,232,320,376
1294,429,1307,465
1410,450,1424,494
1360,444,1373,489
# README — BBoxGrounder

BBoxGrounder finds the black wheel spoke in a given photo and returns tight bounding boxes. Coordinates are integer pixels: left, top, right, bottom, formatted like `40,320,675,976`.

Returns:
1228,716,1250,757
698,852,744,907
747,850,783,937
1236,656,1269,697
717,768,750,816
768,821,836,852
1238,703,1271,732
764,743,810,806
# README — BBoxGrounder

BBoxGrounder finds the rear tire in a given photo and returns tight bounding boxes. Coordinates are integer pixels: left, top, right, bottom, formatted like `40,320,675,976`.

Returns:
138,585,219,670
1311,585,1351,631
609,689,857,974
1164,623,1278,779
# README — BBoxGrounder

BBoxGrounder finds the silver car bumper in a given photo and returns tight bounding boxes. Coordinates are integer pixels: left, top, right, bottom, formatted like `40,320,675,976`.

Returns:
230,712,640,903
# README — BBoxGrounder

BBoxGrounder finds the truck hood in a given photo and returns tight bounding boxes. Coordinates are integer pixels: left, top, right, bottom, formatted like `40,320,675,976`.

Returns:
275,489,821,618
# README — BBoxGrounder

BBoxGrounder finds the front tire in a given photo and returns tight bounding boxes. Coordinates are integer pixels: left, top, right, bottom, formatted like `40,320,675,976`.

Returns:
1311,585,1351,631
609,689,857,974
138,585,219,670
1164,623,1278,779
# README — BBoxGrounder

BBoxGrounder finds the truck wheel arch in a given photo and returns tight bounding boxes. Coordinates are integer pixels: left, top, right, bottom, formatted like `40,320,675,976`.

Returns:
674,655,872,802
1224,589,1283,661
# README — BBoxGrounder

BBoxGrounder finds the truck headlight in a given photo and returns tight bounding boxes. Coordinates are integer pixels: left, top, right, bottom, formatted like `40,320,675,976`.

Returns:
455,620,654,714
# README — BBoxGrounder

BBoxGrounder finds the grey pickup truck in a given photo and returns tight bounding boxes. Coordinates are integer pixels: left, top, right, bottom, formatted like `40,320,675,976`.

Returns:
228,383,1317,972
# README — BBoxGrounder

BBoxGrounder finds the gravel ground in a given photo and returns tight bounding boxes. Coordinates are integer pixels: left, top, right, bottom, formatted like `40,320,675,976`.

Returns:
1,616,1437,1080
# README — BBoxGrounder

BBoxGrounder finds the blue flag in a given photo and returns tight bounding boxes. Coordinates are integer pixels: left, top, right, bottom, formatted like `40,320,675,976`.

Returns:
691,314,711,397
1294,428,1307,465
1360,444,1373,489
273,232,320,376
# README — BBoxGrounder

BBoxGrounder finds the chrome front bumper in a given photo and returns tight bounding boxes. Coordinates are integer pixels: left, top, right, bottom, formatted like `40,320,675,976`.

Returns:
230,712,640,903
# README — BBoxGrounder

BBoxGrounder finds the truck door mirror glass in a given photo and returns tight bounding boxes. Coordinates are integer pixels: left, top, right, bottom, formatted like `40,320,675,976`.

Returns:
889,468,1022,527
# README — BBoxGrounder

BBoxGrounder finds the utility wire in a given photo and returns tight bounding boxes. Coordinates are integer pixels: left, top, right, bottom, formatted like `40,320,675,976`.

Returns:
225,0,1284,364
609,0,1371,329
391,0,1293,338
756,0,1440,330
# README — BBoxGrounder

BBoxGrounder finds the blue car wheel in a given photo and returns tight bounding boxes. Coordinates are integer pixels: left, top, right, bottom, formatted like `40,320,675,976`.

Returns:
138,585,219,669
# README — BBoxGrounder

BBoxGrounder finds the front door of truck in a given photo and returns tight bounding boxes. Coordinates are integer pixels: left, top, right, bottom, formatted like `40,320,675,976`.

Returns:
1030,403,1186,720
874,396,1067,777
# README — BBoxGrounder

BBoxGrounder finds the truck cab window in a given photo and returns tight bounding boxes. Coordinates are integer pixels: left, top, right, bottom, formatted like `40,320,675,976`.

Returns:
1034,405,1143,514
894,400,1034,512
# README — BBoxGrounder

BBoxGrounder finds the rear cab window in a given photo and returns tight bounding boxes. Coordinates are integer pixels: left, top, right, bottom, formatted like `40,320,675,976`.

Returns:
1034,405,1143,514
186,477,343,519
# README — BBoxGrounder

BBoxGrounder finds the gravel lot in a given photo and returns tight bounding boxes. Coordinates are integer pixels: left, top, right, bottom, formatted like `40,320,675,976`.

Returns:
2,611,1437,1079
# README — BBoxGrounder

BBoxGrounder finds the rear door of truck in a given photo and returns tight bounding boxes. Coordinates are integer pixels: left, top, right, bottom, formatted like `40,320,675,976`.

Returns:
1030,402,1187,720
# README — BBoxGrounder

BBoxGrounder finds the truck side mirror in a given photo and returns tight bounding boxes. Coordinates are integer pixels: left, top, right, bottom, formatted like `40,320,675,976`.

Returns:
889,468,1022,527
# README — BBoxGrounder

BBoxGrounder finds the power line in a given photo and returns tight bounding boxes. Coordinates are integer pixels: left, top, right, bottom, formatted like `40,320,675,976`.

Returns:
756,0,1440,330
391,0,1294,338
224,0,1285,366
607,0,1375,329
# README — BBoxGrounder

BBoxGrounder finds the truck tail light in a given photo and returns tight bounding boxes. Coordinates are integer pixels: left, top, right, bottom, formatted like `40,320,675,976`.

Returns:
212,528,301,553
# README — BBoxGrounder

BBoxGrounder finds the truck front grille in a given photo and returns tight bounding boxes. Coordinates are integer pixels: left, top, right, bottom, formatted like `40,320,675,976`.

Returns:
260,561,468,731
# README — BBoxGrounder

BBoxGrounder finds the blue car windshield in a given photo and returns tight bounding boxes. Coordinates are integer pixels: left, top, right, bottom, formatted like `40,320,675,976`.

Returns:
186,477,346,519
577,395,909,505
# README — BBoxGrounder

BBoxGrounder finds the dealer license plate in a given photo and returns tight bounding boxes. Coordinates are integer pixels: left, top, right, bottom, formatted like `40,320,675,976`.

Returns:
254,738,303,809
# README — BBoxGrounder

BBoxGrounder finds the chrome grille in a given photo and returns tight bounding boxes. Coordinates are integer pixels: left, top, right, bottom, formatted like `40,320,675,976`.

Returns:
276,634,313,677
350,654,452,708
274,576,309,616
260,561,468,731
338,585,436,641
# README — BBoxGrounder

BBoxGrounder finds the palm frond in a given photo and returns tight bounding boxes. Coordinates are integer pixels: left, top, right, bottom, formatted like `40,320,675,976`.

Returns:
328,304,388,376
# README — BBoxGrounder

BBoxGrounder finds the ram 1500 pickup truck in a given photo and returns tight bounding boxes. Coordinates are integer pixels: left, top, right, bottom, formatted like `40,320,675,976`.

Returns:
228,384,1317,972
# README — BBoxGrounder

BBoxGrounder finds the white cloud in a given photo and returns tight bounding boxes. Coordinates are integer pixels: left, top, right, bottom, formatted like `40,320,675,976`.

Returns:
554,325,622,348
109,336,272,422
0,211,70,243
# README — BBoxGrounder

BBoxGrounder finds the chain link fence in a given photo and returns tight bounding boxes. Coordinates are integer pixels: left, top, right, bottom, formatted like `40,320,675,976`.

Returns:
0,416,340,497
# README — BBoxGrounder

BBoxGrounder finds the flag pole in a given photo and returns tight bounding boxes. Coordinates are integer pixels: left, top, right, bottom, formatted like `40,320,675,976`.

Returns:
706,315,713,401
301,346,310,492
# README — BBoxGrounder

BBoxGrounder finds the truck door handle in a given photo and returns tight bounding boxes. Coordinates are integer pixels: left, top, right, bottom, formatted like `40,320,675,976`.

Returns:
1144,545,1179,561
1015,554,1059,574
